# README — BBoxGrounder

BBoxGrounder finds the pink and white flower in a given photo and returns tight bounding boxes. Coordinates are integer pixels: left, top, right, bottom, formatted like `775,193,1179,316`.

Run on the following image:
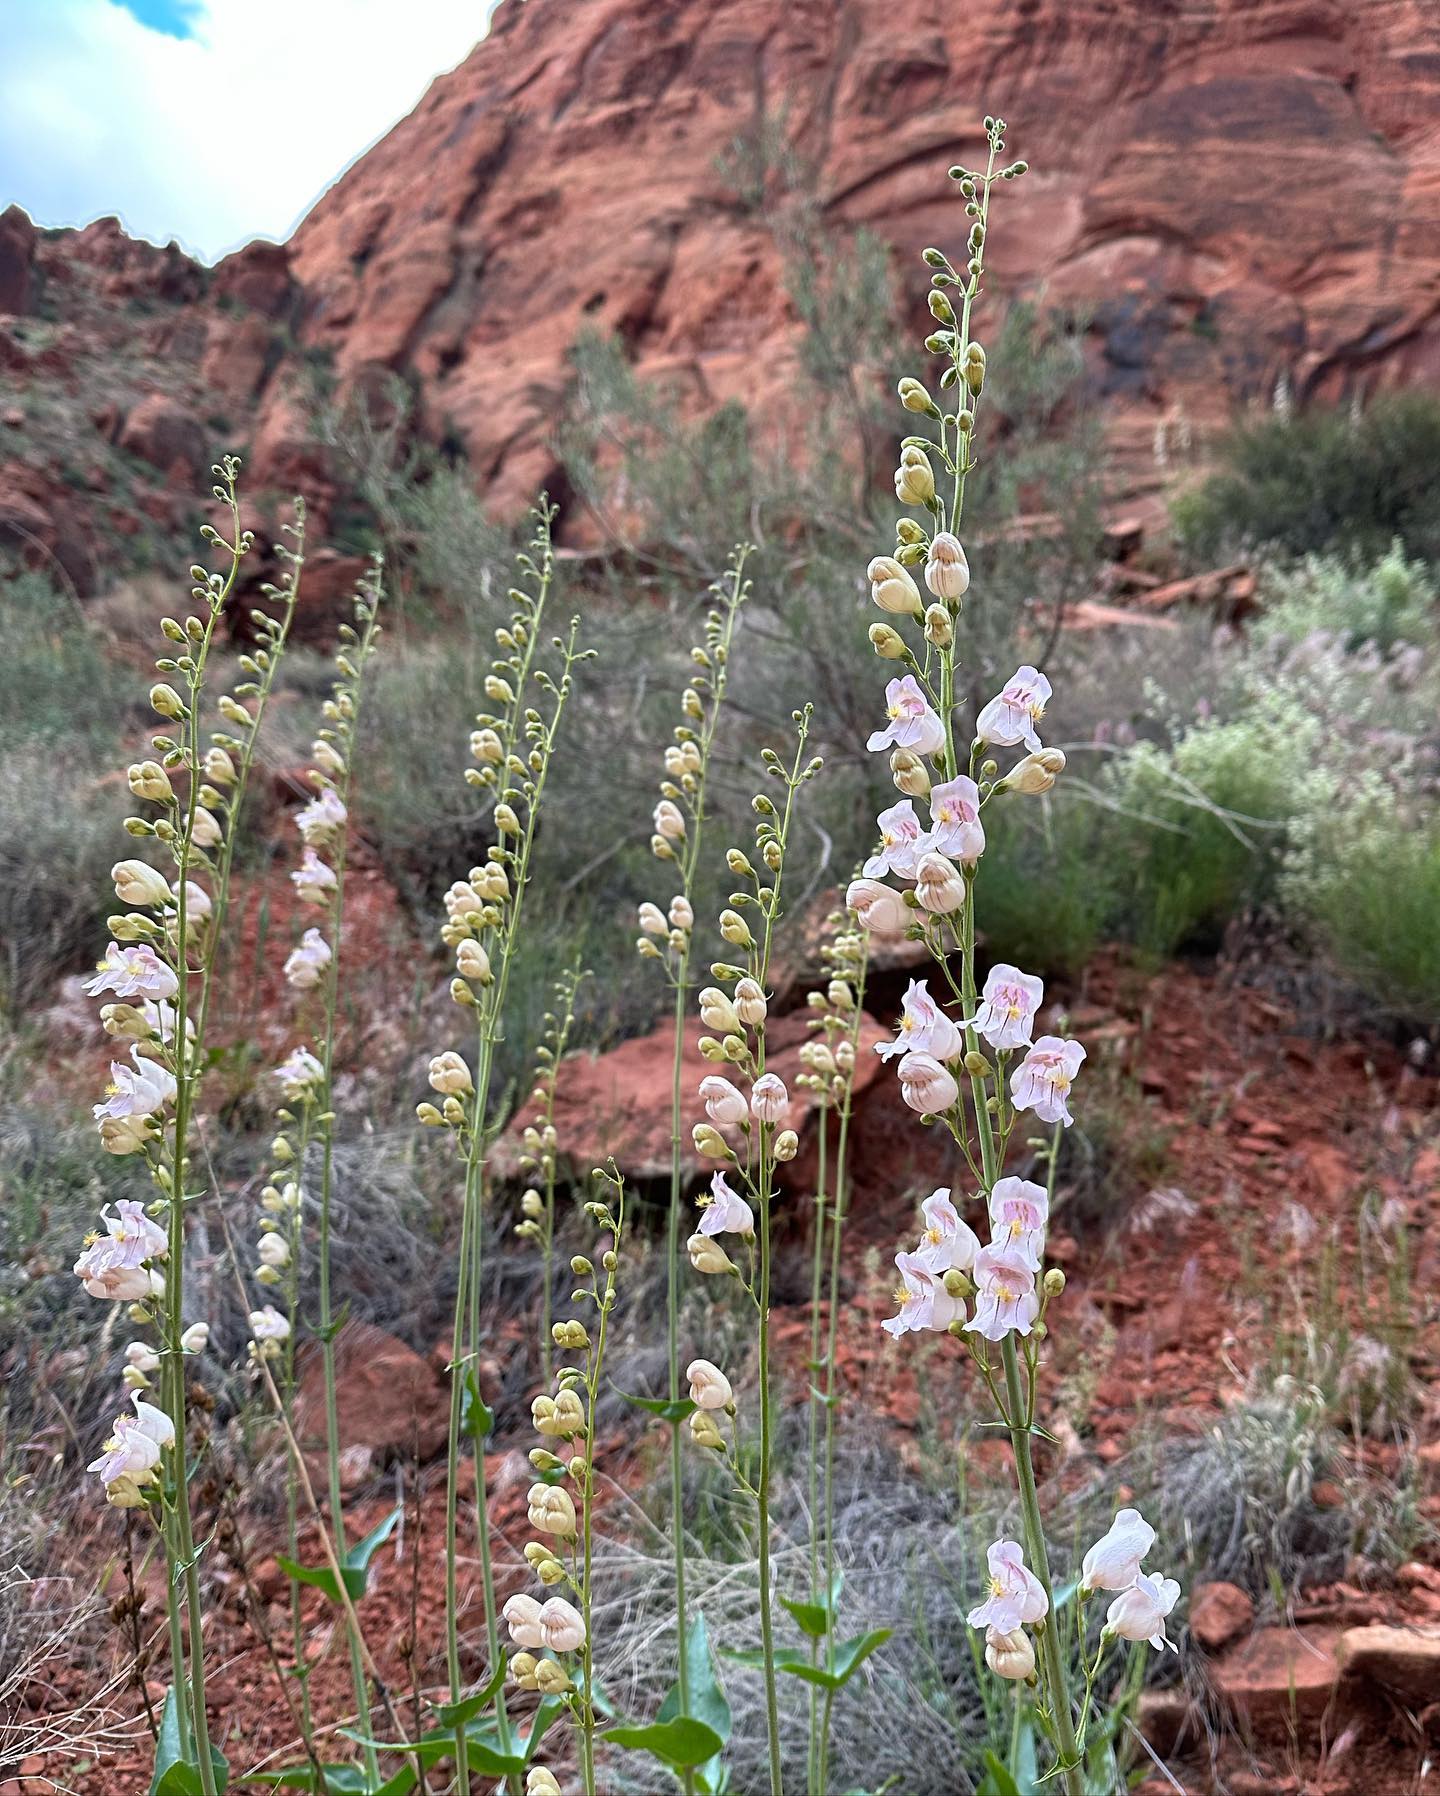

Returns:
698,1075,748,1127
503,1592,545,1649
864,800,926,880
845,878,909,939
987,1177,1049,1271
867,676,946,758
295,787,347,846
976,665,1051,753
967,1538,1049,1633
926,778,985,865
292,849,337,906
1105,1571,1180,1651
965,1246,1040,1341
699,1171,754,1238
896,1051,959,1116
274,1046,325,1100
882,1250,962,1338
1010,1035,1085,1127
913,1188,981,1275
84,943,178,1003
538,1596,587,1653
965,964,1043,1052
87,1394,174,1505
750,1073,789,1125
1081,1508,1157,1594
876,979,962,1063
74,1200,168,1300
284,928,331,992
93,1047,176,1125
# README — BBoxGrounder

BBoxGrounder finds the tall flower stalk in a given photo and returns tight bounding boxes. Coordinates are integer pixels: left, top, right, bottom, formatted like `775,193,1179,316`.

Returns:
418,500,587,1790
505,1165,627,1796
634,546,749,1725
853,120,1181,1792
686,708,821,1796
76,458,270,1796
795,916,869,1796
514,957,588,1384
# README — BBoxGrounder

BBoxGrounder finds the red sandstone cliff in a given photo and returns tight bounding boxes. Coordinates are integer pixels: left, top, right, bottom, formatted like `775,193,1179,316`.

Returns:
4,0,1440,584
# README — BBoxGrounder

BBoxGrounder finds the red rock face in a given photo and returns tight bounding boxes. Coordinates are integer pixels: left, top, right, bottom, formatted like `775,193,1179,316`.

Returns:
261,0,1440,510
5,0,1440,561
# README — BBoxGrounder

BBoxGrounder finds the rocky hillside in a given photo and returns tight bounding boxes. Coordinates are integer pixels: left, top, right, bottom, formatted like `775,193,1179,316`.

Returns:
4,0,1440,588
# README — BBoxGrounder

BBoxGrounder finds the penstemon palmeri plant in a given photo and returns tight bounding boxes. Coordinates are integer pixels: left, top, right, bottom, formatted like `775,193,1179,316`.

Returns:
847,119,1182,1794
262,560,392,1781
792,913,870,1796
632,544,749,1738
513,957,589,1384
74,457,282,1796
682,707,821,1796
503,1163,627,1796
417,499,588,1793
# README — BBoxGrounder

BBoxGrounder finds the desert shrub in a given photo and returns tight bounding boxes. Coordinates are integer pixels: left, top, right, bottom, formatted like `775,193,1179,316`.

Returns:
1253,538,1435,654
0,745,130,1010
972,796,1117,977
1173,391,1440,566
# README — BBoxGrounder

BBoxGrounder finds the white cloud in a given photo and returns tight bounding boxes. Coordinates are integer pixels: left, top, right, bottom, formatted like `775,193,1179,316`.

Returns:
0,0,489,262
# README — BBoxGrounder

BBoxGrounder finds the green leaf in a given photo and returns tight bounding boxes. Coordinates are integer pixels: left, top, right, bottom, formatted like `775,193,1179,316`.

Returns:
240,1766,416,1796
979,1750,1022,1796
277,1507,401,1604
461,1370,494,1443
763,1627,893,1690
779,1594,829,1639
429,1654,506,1727
149,1688,230,1796
615,1389,699,1423
657,1611,731,1747
602,1717,725,1769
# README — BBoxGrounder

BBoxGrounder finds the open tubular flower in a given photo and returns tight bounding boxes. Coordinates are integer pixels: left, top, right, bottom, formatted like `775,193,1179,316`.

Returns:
987,1177,1049,1271
292,848,337,905
699,1170,754,1238
867,676,945,757
1106,1571,1180,1650
1009,1035,1085,1127
295,786,347,846
883,1251,962,1338
976,665,1051,753
965,963,1042,1051
865,799,926,880
284,928,331,992
913,1188,981,1274
1081,1507,1157,1593
967,1539,1048,1633
876,978,962,1063
74,1201,168,1301
965,1246,1039,1341
84,943,178,1003
926,777,985,864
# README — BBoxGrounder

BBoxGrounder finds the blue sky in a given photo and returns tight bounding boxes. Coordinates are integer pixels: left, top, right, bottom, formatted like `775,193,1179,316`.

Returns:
0,0,490,262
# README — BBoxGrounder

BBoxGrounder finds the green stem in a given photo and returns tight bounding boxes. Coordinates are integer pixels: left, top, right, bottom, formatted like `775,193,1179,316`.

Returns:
666,959,692,1729
755,1162,783,1796
805,1110,828,1796
1001,1340,1082,1796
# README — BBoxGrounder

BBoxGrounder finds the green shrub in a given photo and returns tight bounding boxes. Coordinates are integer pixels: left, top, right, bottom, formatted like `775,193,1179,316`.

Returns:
1173,392,1440,565
0,567,131,753
972,797,1115,977
1254,539,1435,653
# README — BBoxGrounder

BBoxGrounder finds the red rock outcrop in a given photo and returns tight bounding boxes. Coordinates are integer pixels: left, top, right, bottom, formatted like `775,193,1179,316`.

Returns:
5,0,1440,572
263,0,1440,510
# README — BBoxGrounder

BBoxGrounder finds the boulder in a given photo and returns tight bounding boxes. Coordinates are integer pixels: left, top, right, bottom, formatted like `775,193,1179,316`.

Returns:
118,393,209,484
1336,1623,1440,1706
293,1321,450,1469
1210,1625,1340,1728
1189,1579,1255,1652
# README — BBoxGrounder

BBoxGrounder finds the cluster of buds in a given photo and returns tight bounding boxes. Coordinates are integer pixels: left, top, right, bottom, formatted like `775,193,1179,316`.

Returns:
504,1168,624,1742
795,917,866,1111
636,548,749,975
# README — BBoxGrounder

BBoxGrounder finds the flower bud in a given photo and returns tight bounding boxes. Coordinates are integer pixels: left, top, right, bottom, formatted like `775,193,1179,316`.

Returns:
964,343,987,394
111,860,171,908
750,1073,789,1125
686,1358,733,1410
1043,1268,1066,1298
522,1188,544,1220
149,683,185,720
668,894,694,931
692,1122,729,1160
471,728,504,764
889,749,931,800
774,1129,799,1162
894,445,935,506
527,1769,562,1796
127,762,173,803
898,376,939,416
179,1322,209,1355
699,987,742,1035
915,852,966,916
866,556,923,619
533,1660,571,1696
510,1652,540,1690
428,1051,473,1096
687,1232,734,1276
1003,748,1066,796
925,531,970,603
868,622,908,659
719,909,754,948
923,604,953,648
654,798,686,841
734,978,767,1026
985,1626,1035,1681
846,877,909,939
689,1409,725,1450
456,940,492,984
